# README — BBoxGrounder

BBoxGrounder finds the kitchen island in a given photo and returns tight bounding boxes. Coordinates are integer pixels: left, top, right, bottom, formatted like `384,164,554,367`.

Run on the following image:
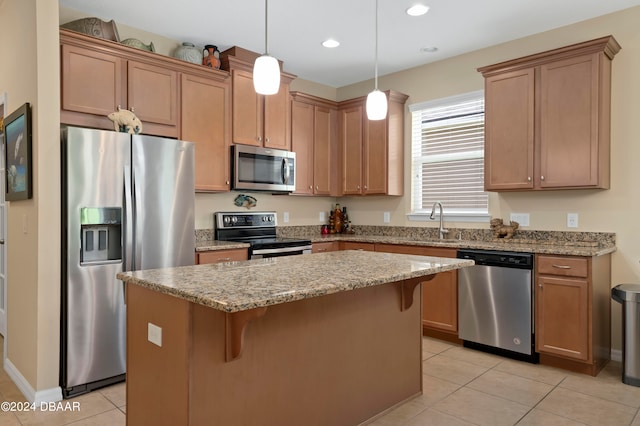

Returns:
117,251,473,426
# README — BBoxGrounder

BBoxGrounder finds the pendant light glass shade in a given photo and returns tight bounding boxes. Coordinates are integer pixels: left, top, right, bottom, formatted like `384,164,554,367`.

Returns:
366,89,388,120
366,0,387,120
254,0,280,95
253,55,280,95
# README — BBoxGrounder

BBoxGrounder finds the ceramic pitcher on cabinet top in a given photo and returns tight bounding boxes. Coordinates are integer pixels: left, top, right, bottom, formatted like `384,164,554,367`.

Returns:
202,45,221,69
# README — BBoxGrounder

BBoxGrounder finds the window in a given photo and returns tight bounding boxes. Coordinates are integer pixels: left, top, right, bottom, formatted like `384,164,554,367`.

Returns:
409,91,488,222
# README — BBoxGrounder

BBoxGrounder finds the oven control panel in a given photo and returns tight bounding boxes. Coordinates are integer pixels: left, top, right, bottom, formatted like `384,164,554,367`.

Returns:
215,211,277,229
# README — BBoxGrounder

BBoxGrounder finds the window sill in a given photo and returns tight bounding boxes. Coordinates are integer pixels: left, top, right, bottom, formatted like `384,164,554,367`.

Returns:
407,213,490,223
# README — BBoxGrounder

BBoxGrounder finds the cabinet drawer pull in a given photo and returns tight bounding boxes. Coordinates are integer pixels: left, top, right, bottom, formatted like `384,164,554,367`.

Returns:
217,257,231,261
552,264,571,269
317,248,327,252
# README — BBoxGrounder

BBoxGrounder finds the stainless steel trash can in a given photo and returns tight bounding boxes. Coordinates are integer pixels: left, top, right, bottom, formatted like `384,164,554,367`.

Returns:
612,283,640,386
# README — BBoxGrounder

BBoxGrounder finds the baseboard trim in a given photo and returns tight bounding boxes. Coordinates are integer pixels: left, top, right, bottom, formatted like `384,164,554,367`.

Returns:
4,358,62,403
611,349,622,362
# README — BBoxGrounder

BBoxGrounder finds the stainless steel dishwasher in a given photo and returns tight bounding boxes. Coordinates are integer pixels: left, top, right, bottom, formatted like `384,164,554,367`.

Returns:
457,249,538,363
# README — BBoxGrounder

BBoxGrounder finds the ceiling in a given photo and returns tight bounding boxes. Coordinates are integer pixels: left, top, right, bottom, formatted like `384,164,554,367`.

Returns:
58,0,640,88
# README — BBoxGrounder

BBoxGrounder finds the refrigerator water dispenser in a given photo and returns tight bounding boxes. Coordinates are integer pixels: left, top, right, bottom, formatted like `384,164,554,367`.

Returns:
80,207,122,265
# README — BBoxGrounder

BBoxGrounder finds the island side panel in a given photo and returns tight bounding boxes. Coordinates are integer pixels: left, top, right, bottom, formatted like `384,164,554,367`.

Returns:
126,284,191,426
189,278,423,426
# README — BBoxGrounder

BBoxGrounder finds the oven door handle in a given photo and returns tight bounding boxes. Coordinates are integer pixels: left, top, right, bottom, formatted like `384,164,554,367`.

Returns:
252,245,312,255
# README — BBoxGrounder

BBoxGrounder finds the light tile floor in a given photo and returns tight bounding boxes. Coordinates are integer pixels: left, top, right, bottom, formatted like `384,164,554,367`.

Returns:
0,336,638,425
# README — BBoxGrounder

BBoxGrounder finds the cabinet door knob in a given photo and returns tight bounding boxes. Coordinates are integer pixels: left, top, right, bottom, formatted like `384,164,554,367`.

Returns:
541,175,545,181
309,185,313,190
357,185,360,190
130,107,135,113
364,185,368,190
527,177,531,182
538,284,543,288
226,180,230,185
257,136,262,142
265,137,270,143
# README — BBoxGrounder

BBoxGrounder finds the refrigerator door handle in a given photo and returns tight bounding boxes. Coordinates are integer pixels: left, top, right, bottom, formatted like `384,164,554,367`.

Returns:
123,165,134,273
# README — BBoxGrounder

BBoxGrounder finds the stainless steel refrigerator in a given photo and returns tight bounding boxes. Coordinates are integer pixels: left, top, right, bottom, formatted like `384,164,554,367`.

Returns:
61,126,195,398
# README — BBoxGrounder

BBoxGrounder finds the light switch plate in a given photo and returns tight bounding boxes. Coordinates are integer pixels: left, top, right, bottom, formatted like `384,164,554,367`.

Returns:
319,211,325,222
383,212,390,223
509,213,530,227
567,213,579,228
148,323,162,347
283,212,289,223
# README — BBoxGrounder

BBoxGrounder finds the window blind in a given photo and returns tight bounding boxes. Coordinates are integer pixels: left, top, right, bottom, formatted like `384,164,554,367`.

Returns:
410,91,488,215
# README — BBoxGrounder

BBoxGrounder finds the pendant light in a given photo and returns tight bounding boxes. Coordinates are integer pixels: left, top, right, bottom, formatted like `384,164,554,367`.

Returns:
253,0,280,95
366,0,387,120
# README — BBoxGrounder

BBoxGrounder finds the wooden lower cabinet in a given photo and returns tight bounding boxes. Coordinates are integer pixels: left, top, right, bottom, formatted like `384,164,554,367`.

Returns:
195,248,248,265
340,241,375,251
374,244,459,339
535,254,611,376
312,241,339,253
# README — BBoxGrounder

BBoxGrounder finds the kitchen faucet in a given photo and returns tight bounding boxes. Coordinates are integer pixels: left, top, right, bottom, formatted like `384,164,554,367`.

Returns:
430,201,449,240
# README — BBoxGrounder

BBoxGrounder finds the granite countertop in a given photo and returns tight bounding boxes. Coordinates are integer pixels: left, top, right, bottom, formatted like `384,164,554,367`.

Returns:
195,240,249,252
308,235,616,257
117,251,474,313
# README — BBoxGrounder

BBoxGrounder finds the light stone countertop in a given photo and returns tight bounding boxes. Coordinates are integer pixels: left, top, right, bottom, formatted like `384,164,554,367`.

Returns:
117,251,474,313
195,234,615,257
195,240,249,252
308,235,616,257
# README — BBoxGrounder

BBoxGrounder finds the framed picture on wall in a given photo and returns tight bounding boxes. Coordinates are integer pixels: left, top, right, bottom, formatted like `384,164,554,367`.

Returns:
4,102,32,201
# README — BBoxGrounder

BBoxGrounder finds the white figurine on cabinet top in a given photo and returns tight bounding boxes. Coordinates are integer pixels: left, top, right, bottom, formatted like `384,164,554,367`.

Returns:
108,107,143,135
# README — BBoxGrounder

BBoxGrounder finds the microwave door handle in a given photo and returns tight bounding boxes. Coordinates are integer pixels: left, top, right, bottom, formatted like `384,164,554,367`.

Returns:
282,158,290,184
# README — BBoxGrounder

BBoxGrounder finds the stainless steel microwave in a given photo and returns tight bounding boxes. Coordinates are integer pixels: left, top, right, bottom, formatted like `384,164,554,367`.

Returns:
231,144,296,192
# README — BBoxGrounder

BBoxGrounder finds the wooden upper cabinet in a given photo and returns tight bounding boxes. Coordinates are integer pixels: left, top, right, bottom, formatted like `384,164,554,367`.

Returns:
291,92,337,196
479,36,620,191
313,105,335,195
127,60,179,137
264,81,291,150
338,90,408,196
484,69,535,190
60,29,230,142
539,54,603,189
181,72,231,192
60,41,126,130
230,69,263,146
364,117,388,194
339,104,365,195
291,99,314,194
220,47,295,150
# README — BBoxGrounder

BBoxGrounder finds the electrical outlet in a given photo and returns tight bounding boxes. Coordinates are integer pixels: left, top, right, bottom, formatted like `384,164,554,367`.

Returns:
283,212,290,223
319,211,325,222
383,212,390,223
567,213,579,228
148,323,162,347
509,213,530,227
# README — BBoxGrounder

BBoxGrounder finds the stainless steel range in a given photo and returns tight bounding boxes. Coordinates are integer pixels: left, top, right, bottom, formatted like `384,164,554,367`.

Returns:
214,211,312,259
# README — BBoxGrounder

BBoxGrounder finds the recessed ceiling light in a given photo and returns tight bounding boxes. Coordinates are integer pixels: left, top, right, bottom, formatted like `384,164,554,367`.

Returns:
322,39,340,48
420,46,438,53
406,4,429,16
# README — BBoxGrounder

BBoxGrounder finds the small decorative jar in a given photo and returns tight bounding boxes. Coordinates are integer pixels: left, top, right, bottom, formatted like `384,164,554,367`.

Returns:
172,42,202,64
202,45,221,69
